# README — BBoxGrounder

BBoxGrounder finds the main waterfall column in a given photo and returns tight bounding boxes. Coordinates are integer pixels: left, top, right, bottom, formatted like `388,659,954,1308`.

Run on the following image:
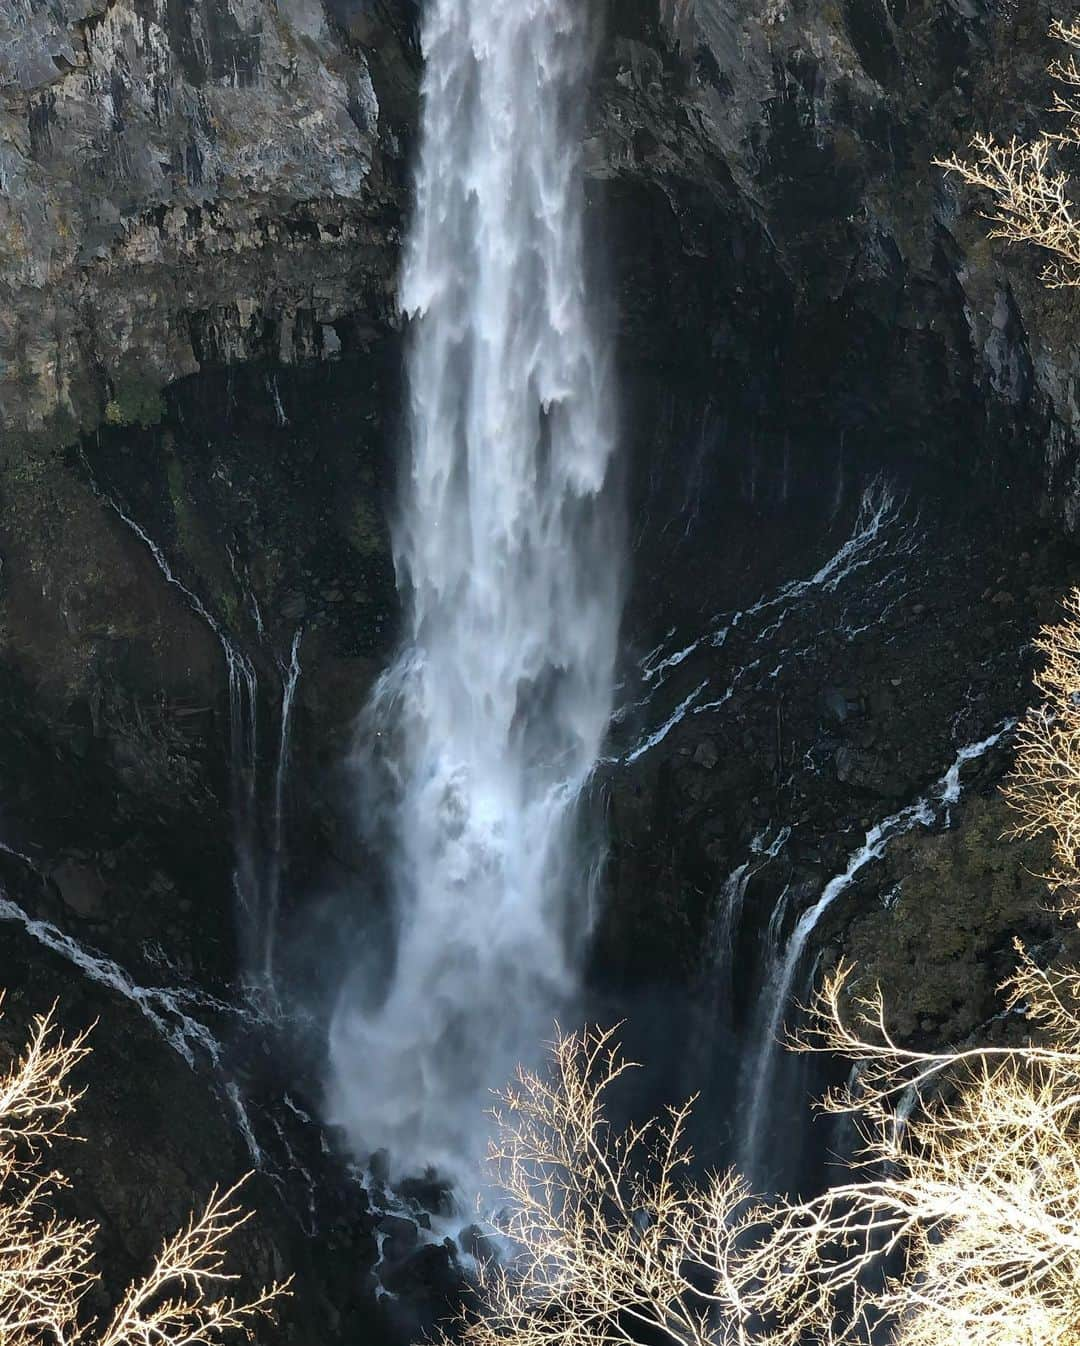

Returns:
327,0,622,1186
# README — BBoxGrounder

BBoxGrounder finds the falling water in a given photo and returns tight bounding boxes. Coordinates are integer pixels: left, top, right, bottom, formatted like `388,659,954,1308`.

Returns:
84,466,303,1005
739,720,1017,1186
262,628,304,992
701,827,790,1039
225,644,261,982
328,0,620,1183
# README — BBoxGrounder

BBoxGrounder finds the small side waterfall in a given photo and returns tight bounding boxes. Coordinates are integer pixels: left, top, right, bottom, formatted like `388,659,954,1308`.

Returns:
738,720,1017,1187
263,629,304,992
225,643,261,979
700,827,790,1039
214,630,306,1005
85,465,304,1004
0,843,339,1222
328,0,621,1184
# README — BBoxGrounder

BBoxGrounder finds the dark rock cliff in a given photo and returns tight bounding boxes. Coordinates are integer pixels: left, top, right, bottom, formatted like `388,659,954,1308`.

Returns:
1,0,1080,1335
590,0,1080,1185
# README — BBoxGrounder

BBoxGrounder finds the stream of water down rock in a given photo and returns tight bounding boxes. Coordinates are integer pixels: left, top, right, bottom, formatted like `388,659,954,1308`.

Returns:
327,0,622,1189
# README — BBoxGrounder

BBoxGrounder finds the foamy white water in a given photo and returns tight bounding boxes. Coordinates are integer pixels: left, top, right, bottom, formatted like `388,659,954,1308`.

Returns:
328,0,620,1183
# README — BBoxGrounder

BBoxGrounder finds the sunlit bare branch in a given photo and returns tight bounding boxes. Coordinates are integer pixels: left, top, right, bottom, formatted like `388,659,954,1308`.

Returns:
1003,589,1080,908
454,586,1080,1345
937,22,1080,287
441,1024,765,1346
99,1182,287,1346
0,999,288,1346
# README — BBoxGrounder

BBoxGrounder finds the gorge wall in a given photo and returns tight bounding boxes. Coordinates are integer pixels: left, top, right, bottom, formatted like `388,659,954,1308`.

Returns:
2,0,1080,1337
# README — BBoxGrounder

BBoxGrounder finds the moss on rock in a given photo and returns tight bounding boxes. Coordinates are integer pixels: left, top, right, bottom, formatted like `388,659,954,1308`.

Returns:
104,373,166,430
839,794,1073,1044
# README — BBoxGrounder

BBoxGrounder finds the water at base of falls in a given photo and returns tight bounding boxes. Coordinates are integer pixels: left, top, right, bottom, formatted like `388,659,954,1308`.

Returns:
327,0,621,1188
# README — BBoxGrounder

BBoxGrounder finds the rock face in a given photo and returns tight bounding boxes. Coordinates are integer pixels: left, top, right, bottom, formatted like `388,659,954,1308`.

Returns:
598,0,1080,519
1,0,1080,1336
575,0,1080,1190
0,3,420,1340
0,0,414,444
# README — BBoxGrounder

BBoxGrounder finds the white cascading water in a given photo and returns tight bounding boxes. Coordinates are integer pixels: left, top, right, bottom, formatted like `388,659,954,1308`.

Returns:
738,721,1017,1186
92,477,304,1007
328,0,621,1184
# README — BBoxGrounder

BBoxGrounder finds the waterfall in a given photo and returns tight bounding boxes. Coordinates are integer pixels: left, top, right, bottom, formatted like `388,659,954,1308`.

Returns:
328,0,620,1184
82,463,304,1005
701,827,790,1037
225,643,261,984
263,628,304,993
739,720,1017,1187
0,846,335,1188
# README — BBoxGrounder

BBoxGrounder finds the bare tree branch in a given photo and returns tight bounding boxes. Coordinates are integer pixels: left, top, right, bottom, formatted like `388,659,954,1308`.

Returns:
937,23,1080,288
0,1001,289,1346
454,588,1080,1345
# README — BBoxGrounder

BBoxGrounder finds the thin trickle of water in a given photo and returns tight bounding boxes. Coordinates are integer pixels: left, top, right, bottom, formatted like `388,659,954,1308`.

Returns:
940,726,1014,808
701,826,791,1037
0,839,35,867
95,484,224,638
227,543,266,639
86,469,302,1001
0,885,233,1066
91,482,265,974
224,643,261,978
266,373,289,429
712,863,752,1001
0,842,336,1216
739,719,1017,1186
226,1081,265,1166
263,628,304,992
328,0,621,1184
624,680,710,765
619,480,915,764
689,829,789,1112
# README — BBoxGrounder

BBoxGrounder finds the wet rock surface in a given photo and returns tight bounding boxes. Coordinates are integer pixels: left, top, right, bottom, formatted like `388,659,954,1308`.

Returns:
600,0,1078,495
590,469,1080,1184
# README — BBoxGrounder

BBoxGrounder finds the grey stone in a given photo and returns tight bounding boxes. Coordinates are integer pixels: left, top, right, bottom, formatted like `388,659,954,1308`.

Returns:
692,739,719,769
51,860,106,917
